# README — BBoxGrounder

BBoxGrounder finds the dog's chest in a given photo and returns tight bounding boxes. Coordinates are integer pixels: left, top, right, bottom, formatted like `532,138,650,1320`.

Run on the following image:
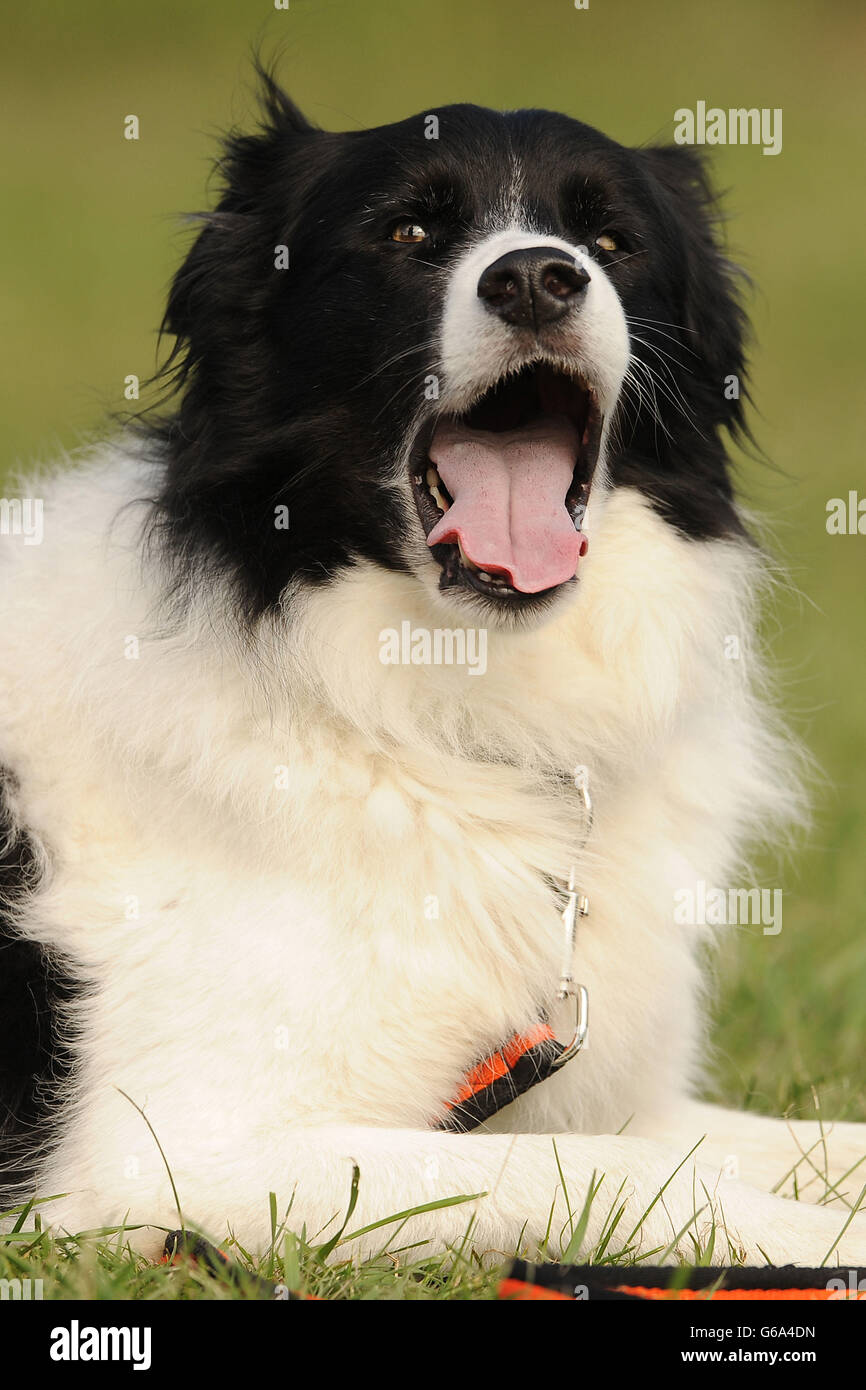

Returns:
27,718,705,1164
46,786,573,1131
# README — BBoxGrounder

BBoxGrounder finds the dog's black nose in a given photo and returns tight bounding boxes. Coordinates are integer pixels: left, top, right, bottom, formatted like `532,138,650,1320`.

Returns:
477,247,590,328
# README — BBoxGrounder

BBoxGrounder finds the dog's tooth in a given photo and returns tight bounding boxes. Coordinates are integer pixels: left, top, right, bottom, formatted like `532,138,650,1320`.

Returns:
478,571,492,582
425,465,449,514
457,539,479,573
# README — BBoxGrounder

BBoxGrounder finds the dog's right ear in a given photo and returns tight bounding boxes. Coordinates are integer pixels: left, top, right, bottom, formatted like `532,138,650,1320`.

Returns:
161,69,322,351
252,61,318,136
217,64,321,201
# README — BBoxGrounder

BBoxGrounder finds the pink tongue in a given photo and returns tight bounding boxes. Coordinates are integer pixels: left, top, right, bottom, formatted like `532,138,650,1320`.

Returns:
426,415,587,593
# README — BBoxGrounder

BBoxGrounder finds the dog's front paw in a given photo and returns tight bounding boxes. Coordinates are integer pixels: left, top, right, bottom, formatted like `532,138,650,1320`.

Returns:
722,1202,866,1269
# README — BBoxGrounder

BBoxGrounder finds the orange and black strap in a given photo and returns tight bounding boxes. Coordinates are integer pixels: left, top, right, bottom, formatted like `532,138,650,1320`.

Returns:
436,1021,567,1132
499,1260,866,1301
161,1234,866,1302
161,1230,301,1298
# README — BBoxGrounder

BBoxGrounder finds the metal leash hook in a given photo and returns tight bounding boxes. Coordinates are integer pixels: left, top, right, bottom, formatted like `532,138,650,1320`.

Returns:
551,772,592,1068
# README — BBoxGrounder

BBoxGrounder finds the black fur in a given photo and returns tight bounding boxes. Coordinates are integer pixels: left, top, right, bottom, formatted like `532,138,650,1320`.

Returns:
142,72,749,619
0,774,79,1202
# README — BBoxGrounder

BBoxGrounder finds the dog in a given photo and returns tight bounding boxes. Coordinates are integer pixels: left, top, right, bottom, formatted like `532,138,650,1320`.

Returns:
2,72,864,1268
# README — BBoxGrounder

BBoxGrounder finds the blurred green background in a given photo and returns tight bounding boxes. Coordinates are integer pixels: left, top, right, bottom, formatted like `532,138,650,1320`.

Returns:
3,0,864,1118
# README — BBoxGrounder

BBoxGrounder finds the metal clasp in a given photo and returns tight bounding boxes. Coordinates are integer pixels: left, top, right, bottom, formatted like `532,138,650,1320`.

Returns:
551,983,589,1069
552,772,593,1064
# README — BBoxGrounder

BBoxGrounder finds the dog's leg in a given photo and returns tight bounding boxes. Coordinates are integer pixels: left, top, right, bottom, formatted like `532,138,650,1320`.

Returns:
635,1099,866,1208
45,1125,866,1266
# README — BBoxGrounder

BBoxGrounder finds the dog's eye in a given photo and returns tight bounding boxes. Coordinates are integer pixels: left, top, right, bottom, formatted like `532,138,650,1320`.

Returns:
390,220,428,244
595,233,618,253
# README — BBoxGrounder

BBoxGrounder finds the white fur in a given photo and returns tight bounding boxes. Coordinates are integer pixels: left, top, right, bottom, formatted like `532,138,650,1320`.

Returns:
439,228,629,416
2,442,864,1267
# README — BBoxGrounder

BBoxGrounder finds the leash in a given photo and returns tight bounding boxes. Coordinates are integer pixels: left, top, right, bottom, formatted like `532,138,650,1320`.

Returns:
163,1234,864,1302
501,1260,866,1301
437,771,592,1132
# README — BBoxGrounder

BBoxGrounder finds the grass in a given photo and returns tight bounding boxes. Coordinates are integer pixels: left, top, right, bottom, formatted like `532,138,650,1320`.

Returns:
3,1129,864,1300
0,1187,494,1301
2,0,864,1298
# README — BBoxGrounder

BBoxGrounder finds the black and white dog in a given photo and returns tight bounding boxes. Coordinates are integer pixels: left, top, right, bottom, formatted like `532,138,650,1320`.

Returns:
2,76,864,1266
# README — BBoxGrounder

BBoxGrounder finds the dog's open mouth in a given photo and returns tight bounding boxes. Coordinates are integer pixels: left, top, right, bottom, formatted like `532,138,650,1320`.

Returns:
411,363,602,602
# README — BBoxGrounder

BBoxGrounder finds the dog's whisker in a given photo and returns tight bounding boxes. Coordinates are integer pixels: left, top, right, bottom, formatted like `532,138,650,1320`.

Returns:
625,317,700,358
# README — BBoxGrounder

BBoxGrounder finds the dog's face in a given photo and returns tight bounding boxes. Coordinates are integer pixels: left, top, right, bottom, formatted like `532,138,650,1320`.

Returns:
154,79,747,627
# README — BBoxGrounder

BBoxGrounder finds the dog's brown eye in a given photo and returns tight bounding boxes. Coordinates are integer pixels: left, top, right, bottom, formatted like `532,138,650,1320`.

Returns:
595,233,618,253
391,220,427,244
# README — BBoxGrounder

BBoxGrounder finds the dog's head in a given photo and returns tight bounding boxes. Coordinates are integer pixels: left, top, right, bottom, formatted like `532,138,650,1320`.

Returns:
152,73,747,629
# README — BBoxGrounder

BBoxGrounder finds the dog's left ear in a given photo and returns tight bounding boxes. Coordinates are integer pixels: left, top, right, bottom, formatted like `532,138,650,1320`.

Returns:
639,144,749,435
